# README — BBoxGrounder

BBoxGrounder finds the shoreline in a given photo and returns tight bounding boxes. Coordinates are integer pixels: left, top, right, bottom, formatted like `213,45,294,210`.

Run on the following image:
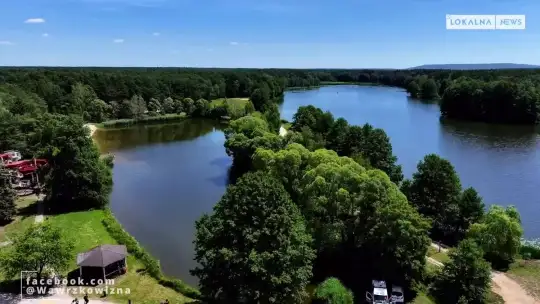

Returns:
83,122,200,299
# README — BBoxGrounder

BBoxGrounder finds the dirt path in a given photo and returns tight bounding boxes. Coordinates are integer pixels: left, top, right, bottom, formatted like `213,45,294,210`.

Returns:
428,243,539,303
492,272,540,304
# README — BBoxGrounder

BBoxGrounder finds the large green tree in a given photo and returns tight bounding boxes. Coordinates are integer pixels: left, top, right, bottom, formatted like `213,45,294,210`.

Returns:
431,239,491,304
253,144,431,289
192,171,315,303
401,154,462,243
0,166,16,224
0,222,74,280
468,205,523,269
224,116,283,169
290,106,403,184
44,115,112,210
420,79,439,99
250,87,270,111
453,188,485,242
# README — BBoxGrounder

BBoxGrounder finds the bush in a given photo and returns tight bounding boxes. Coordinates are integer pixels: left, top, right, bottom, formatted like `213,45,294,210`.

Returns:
313,277,354,304
520,239,540,260
431,239,491,304
101,209,200,299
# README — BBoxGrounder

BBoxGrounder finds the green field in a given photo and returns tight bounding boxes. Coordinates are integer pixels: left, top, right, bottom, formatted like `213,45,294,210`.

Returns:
210,97,249,109
0,195,39,243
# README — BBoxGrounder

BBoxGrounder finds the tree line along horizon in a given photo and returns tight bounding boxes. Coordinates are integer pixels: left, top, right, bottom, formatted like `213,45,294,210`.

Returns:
0,67,538,304
0,66,539,125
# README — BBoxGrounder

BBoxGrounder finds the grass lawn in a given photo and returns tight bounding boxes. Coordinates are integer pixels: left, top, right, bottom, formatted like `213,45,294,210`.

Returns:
486,291,505,304
0,209,192,304
47,210,117,270
412,290,503,304
412,291,435,304
210,97,249,109
0,195,39,243
507,259,540,300
49,210,192,303
427,246,451,264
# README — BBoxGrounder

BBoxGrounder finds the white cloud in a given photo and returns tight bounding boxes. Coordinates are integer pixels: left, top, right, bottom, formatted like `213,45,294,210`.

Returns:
153,32,160,36
0,41,14,46
42,33,49,37
25,18,46,24
81,0,171,8
113,39,124,43
229,41,239,45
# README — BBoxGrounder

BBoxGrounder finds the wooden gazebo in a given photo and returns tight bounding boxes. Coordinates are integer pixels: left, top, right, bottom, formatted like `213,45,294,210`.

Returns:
77,245,128,281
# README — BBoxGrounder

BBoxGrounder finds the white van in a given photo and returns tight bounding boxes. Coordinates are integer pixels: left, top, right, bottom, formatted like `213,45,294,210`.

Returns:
366,280,390,304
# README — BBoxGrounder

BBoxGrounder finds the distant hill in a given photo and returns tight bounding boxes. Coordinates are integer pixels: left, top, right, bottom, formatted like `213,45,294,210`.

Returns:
408,63,540,70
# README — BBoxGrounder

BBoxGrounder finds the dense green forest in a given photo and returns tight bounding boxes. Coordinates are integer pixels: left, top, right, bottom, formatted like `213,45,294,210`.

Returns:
0,67,537,303
1,67,539,124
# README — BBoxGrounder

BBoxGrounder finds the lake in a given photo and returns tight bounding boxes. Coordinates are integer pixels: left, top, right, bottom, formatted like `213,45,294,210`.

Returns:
94,85,540,285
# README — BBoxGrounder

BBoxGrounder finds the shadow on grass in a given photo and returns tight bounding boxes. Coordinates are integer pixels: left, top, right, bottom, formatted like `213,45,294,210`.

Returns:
17,202,39,217
19,199,102,218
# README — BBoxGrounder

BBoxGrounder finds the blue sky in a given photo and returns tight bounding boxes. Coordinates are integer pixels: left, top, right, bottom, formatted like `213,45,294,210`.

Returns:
0,0,539,68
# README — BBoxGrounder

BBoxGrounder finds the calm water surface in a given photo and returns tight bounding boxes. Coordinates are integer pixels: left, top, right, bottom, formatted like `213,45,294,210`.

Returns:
94,86,540,285
94,119,231,286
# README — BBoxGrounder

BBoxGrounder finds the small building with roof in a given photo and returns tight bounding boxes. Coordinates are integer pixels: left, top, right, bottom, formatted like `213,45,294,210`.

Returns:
77,245,128,281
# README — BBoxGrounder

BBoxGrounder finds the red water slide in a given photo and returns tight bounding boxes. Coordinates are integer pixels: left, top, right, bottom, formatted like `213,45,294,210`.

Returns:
4,159,47,174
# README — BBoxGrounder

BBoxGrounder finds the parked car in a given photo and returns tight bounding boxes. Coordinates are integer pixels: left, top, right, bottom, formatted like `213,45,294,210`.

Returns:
391,285,404,303
366,280,390,303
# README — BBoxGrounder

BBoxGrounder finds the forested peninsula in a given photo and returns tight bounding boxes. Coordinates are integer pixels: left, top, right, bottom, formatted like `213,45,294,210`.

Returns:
0,67,539,304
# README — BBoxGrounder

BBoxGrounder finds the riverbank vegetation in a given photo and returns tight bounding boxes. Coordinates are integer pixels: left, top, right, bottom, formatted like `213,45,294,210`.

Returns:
189,104,535,303
0,73,198,302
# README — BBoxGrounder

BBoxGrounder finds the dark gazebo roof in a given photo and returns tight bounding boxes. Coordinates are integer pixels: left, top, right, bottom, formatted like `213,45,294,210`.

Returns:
77,245,127,267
